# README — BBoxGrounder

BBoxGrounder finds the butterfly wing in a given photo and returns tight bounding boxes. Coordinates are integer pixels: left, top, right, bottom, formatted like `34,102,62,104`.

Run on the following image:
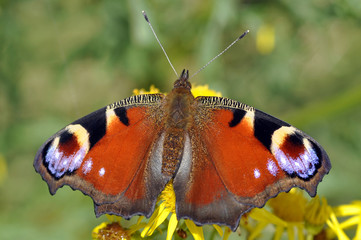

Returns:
34,94,171,218
174,96,331,230
173,133,252,231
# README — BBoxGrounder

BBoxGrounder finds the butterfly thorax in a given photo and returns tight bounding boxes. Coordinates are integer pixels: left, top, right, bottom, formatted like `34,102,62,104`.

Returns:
161,70,194,176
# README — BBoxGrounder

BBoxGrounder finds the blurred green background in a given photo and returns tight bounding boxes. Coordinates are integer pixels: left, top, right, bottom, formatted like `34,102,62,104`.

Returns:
1,0,361,239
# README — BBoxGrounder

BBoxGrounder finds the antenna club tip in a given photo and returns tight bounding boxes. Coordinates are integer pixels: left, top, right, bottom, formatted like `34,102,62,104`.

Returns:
142,10,149,22
238,30,250,39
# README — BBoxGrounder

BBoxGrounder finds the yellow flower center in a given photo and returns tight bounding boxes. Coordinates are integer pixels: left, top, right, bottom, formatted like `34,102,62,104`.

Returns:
93,222,130,240
268,189,307,222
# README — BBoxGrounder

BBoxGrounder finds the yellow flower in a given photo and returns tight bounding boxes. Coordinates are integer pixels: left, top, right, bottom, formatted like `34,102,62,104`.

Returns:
92,215,146,240
140,180,234,240
256,24,275,55
141,181,206,240
326,201,361,240
246,189,309,240
304,195,330,236
140,181,177,239
92,222,130,240
191,85,222,98
244,189,361,240
269,188,307,222
326,207,349,240
132,84,222,98
132,85,161,95
0,154,7,185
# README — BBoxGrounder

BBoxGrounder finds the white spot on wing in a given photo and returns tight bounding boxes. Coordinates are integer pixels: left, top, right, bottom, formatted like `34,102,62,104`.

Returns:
99,167,105,177
69,147,87,172
254,168,261,179
82,159,93,175
55,150,60,160
267,159,278,176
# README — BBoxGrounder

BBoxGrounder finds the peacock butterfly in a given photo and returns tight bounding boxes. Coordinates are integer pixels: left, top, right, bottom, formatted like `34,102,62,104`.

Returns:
34,68,331,231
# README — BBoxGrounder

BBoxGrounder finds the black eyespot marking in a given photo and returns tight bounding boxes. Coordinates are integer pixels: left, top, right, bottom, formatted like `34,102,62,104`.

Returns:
41,140,55,177
42,140,52,164
73,107,107,149
229,109,246,127
310,141,323,169
59,131,73,144
288,132,304,146
254,109,290,151
114,107,129,126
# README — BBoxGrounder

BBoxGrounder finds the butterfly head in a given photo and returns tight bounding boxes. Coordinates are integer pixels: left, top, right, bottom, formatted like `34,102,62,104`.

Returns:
173,69,191,90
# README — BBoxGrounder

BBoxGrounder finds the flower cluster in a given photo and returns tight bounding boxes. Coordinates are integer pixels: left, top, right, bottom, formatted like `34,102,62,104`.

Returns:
92,185,361,240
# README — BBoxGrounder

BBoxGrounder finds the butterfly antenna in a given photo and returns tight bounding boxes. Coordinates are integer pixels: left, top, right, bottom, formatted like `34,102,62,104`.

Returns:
190,30,250,79
142,10,178,77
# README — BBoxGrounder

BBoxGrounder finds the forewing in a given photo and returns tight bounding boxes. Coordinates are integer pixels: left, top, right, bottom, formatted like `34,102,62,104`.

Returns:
34,94,170,218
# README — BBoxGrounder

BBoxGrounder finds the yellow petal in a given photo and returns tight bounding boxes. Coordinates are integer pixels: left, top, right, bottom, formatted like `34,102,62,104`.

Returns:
141,203,166,237
222,227,232,240
159,181,176,213
147,207,170,236
249,208,287,227
274,225,285,240
133,85,161,95
296,224,305,240
185,219,204,240
333,204,361,217
326,209,349,240
212,224,223,237
248,221,269,240
286,224,295,240
356,218,361,240
268,189,307,222
191,85,222,98
339,216,360,230
92,222,108,238
166,214,178,240
128,222,147,235
137,216,144,225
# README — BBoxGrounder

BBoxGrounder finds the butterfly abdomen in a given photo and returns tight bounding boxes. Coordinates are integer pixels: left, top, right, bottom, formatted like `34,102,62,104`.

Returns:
162,130,185,176
161,87,195,176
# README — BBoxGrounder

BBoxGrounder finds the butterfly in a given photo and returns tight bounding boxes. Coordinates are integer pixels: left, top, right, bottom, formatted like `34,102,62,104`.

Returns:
34,69,331,231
